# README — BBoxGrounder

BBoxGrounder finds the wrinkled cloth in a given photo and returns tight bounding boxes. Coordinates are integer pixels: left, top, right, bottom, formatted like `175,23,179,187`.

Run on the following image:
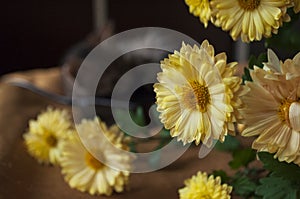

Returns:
0,68,240,199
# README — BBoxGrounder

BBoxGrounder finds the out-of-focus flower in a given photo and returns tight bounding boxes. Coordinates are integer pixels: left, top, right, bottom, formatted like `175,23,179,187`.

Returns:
293,0,300,13
60,117,132,196
179,171,232,199
185,0,212,27
23,107,72,164
210,0,291,42
154,40,242,147
240,50,300,165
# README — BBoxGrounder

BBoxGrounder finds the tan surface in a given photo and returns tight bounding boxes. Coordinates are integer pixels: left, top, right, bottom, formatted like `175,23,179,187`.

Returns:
0,68,239,199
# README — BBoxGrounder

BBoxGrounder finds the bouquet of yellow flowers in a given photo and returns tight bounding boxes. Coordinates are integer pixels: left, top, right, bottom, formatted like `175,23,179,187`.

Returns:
166,1,300,198
23,1,300,198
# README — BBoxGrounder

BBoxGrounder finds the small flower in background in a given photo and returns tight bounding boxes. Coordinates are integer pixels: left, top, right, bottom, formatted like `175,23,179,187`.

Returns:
179,171,232,199
185,0,212,27
239,50,300,165
23,107,72,165
60,117,132,196
294,0,300,13
210,0,291,42
154,40,242,147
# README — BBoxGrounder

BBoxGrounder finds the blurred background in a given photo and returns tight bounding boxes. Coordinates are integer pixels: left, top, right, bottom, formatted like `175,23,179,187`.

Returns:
0,0,242,76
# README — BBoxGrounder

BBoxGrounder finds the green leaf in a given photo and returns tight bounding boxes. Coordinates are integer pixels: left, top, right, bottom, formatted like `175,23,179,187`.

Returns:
256,176,299,199
242,67,252,83
229,148,256,169
232,175,257,197
153,129,171,151
113,107,146,134
265,8,300,54
242,53,267,83
130,106,145,126
248,55,257,69
128,140,137,153
215,135,240,152
258,152,300,182
256,53,267,68
211,170,230,183
249,53,267,69
256,152,300,199
159,128,171,139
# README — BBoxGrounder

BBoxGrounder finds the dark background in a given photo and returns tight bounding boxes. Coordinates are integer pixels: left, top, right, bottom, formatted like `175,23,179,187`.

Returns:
0,0,236,75
1,1,93,75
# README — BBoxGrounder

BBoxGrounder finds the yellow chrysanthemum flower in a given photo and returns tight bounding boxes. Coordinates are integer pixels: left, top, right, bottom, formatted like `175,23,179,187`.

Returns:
185,0,212,27
240,50,300,165
179,171,232,199
210,0,291,42
60,117,132,196
23,107,72,164
154,40,242,147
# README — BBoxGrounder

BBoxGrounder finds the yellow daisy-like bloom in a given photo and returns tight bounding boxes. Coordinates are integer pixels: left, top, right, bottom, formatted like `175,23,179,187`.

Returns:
240,50,300,165
185,0,212,27
210,0,291,42
23,107,72,164
154,40,242,147
60,117,132,196
179,171,232,199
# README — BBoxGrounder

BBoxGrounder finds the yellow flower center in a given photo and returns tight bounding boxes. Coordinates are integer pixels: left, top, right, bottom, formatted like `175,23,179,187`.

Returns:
278,99,293,126
201,195,212,199
45,134,58,147
238,0,261,10
85,152,105,170
182,80,210,112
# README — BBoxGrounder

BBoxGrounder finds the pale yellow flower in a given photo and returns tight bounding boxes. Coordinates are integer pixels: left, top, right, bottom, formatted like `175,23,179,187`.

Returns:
60,117,132,196
179,171,232,199
293,0,300,13
210,0,291,42
23,107,72,164
263,49,300,79
185,0,212,27
240,50,300,165
154,40,242,147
